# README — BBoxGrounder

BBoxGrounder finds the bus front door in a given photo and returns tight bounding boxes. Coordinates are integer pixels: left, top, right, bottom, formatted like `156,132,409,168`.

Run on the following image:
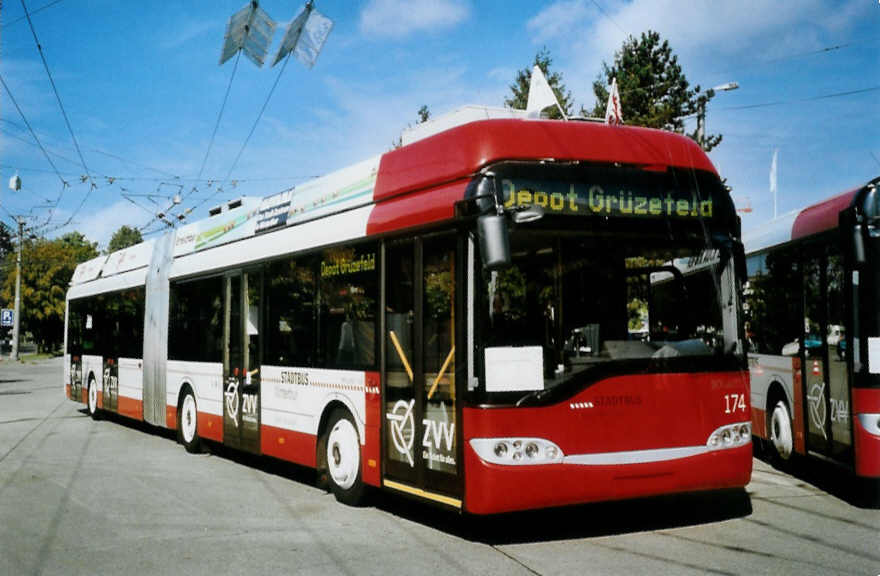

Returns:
223,271,262,454
383,237,461,507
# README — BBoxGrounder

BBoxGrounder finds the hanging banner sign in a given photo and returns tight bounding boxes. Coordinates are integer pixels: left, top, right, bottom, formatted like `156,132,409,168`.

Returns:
255,189,293,233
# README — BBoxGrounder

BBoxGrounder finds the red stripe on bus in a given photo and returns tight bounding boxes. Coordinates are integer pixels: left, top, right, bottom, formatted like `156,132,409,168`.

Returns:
791,188,857,241
751,407,767,439
197,412,223,443
65,384,70,400
792,358,806,454
374,120,717,202
366,180,466,236
362,371,381,487
166,404,177,431
261,425,316,468
97,392,103,410
853,389,880,478
853,388,880,413
117,395,143,420
464,371,749,455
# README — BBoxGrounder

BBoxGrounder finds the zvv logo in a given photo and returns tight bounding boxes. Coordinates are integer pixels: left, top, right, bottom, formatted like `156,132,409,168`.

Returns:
225,379,239,427
386,399,415,467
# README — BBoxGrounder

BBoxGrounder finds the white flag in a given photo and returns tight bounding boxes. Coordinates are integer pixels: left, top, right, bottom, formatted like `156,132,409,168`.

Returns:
770,149,778,218
526,65,566,120
604,77,623,125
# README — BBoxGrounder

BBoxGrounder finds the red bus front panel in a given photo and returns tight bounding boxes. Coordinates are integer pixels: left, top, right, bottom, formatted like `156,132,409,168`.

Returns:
463,370,752,514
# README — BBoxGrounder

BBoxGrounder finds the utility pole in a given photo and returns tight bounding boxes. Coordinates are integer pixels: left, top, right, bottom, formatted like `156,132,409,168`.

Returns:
11,217,22,361
696,82,739,151
696,100,706,149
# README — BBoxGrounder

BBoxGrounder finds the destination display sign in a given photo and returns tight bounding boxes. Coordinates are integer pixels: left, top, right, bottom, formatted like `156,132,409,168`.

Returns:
500,177,715,220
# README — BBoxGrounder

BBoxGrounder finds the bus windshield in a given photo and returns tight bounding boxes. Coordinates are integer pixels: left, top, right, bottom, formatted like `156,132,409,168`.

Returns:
473,165,744,405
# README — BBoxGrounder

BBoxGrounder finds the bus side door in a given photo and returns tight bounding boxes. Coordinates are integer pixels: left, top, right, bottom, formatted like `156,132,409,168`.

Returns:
223,271,262,453
802,249,853,464
383,235,462,506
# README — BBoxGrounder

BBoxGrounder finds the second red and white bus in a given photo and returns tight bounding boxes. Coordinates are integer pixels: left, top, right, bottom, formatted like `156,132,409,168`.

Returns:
65,109,752,514
743,176,880,487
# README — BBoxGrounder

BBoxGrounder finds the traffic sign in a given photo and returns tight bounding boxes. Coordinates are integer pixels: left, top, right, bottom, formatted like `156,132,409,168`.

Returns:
1,309,13,327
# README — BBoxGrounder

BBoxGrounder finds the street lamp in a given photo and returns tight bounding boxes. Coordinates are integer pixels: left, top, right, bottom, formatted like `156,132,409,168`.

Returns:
7,175,23,361
696,81,739,150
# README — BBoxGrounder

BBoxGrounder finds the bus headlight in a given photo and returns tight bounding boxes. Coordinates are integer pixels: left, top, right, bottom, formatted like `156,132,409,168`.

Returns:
707,422,751,450
470,438,565,465
856,413,880,437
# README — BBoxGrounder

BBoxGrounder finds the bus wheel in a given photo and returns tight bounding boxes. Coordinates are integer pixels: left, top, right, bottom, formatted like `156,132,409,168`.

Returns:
323,408,365,506
87,376,99,420
769,399,793,463
178,388,201,454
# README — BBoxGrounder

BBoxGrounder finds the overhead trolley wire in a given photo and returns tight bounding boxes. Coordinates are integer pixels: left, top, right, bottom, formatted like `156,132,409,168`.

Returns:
191,51,296,214
19,0,97,226
194,50,243,186
678,84,880,119
0,73,69,188
1,0,65,28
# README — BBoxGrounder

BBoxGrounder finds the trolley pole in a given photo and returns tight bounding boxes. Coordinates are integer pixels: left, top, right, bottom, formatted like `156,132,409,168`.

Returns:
11,217,22,361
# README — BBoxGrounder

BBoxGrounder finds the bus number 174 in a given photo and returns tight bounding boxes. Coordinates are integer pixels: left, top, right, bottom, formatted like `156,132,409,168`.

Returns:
724,393,747,414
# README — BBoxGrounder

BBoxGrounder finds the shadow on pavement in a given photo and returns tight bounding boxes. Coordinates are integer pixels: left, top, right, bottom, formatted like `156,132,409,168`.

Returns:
753,442,880,509
90,407,755,541
373,487,752,544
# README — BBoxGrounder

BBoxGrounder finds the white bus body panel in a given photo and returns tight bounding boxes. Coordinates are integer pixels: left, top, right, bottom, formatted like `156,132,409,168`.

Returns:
82,354,103,393
169,205,372,281
261,366,367,445
118,357,143,405
749,353,796,417
166,361,224,418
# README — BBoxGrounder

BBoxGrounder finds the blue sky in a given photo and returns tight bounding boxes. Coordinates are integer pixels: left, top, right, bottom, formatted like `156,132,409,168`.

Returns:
1,0,878,248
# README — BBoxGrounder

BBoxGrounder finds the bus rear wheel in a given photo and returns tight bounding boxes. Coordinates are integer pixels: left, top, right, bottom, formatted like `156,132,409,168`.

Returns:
768,399,793,464
87,376,99,420
178,388,201,454
323,408,365,506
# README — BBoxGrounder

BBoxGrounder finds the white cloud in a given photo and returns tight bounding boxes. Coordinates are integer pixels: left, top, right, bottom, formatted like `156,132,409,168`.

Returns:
76,199,153,249
360,0,470,39
159,18,222,51
555,0,869,85
526,0,593,43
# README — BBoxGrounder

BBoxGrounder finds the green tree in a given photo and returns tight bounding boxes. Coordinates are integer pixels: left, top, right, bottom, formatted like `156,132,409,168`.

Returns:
506,47,573,119
1,231,98,352
0,223,13,262
106,225,142,254
417,105,430,123
590,31,722,151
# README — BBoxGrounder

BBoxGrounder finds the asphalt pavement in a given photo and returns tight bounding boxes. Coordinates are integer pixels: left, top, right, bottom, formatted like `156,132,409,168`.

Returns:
1,357,878,576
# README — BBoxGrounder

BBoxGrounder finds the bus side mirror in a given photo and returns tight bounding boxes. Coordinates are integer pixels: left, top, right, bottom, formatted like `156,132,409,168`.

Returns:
477,214,511,270
841,208,866,265
853,225,866,265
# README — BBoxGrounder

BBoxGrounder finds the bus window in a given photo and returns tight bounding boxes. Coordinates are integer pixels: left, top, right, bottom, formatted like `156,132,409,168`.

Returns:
169,277,223,363
744,249,801,356
318,244,378,369
264,257,316,367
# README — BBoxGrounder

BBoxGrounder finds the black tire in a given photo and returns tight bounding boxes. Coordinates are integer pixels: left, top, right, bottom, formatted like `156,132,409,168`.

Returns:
321,408,366,506
86,376,100,420
177,387,202,454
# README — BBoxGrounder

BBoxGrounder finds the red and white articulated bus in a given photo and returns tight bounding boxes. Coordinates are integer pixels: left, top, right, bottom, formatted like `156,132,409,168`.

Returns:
743,176,880,488
65,109,752,514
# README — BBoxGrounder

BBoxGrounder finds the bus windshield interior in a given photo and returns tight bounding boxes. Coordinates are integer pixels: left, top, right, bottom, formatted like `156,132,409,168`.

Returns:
476,229,742,403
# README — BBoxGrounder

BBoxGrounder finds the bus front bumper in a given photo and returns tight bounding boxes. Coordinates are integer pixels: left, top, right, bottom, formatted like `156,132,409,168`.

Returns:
463,441,753,515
